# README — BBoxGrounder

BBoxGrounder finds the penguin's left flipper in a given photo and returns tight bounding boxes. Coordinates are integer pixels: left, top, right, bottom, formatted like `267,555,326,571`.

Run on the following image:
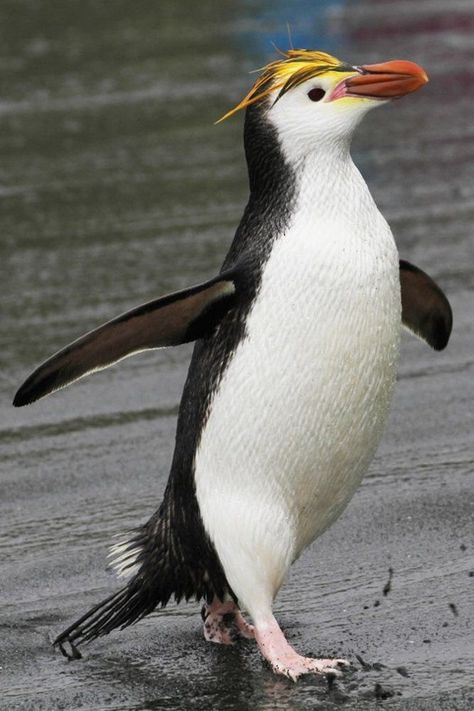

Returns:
13,270,240,407
399,259,452,350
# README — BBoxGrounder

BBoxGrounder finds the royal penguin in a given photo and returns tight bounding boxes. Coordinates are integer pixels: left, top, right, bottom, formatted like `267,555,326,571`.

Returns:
14,49,452,680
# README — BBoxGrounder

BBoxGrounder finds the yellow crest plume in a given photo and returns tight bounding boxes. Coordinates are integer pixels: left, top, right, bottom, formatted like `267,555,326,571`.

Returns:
217,49,348,123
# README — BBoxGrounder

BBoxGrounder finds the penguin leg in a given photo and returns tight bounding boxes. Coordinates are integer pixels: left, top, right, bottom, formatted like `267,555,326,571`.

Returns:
196,496,347,677
254,615,349,682
201,598,255,645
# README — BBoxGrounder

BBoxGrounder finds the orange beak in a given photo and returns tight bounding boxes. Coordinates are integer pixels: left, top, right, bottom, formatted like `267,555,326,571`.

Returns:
331,60,429,101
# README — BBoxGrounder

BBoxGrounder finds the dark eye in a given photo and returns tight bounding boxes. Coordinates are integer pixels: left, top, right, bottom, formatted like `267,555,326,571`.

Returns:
308,87,325,102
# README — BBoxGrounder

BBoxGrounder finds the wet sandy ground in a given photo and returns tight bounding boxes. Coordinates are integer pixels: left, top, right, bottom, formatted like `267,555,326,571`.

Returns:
1,0,473,708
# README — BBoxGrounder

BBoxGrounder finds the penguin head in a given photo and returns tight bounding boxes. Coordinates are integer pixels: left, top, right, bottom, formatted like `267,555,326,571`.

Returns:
220,50,428,160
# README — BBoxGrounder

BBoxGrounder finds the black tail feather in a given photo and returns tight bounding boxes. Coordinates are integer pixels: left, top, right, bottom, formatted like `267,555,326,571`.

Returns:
54,585,139,657
54,488,233,659
53,576,169,658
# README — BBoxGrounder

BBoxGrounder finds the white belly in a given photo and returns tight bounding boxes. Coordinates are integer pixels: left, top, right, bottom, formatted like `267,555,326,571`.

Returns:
194,208,400,611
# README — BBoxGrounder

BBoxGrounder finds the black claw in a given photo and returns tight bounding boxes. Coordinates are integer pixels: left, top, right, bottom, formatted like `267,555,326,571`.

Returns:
57,638,82,661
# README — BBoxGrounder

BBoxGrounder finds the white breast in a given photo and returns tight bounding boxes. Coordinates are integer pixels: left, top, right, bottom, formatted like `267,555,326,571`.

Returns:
194,157,401,614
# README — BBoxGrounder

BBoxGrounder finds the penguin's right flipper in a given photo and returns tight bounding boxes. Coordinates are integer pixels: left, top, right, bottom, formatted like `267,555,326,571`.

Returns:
13,270,240,407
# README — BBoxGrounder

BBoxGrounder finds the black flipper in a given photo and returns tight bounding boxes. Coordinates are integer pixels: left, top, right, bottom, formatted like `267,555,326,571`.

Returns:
399,260,452,350
13,271,239,407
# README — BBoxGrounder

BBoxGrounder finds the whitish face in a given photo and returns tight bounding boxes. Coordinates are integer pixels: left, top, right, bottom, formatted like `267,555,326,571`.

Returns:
265,61,428,161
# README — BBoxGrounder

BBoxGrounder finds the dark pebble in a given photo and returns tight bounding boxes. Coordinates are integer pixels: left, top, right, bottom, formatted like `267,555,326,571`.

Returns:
449,603,459,617
374,683,395,700
396,666,410,678
383,567,393,596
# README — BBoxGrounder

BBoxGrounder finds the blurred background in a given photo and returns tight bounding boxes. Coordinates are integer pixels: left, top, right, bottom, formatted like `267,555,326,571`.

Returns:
1,1,473,709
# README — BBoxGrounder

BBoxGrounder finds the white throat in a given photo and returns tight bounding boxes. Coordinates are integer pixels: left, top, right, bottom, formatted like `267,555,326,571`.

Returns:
278,125,376,229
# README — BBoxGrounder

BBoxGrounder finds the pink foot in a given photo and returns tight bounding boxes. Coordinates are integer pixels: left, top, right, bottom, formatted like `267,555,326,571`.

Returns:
202,599,255,645
255,616,349,682
234,609,255,640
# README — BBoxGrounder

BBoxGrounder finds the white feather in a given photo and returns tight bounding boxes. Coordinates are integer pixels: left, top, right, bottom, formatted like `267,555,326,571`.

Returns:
108,536,141,579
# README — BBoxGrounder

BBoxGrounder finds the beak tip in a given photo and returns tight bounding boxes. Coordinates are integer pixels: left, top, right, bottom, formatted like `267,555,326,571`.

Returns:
415,68,429,92
346,59,429,100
